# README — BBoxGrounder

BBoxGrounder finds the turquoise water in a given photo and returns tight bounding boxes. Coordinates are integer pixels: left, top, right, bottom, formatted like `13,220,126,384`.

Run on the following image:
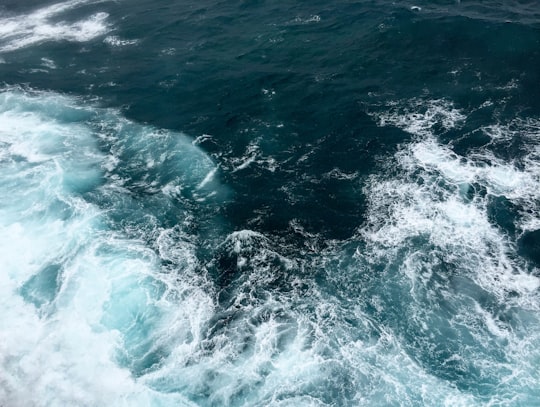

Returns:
0,1,539,406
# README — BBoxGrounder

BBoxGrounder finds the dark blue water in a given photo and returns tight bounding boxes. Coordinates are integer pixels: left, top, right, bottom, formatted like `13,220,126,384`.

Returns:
1,1,540,406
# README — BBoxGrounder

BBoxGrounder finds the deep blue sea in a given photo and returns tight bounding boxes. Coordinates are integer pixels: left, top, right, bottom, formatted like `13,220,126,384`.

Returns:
1,1,540,406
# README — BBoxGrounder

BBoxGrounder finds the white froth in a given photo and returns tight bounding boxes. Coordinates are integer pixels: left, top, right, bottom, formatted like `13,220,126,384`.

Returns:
407,138,538,200
375,99,466,136
41,57,57,69
359,98,540,404
197,167,218,190
0,1,110,52
366,101,540,296
0,89,218,407
0,105,144,405
291,15,321,24
230,140,278,173
104,35,139,47
3,87,539,405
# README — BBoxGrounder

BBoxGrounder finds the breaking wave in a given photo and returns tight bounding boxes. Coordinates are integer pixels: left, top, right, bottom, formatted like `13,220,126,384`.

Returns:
1,89,539,407
0,0,110,52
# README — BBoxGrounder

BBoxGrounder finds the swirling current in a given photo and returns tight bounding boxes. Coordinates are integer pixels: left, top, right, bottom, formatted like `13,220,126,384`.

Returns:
0,1,539,406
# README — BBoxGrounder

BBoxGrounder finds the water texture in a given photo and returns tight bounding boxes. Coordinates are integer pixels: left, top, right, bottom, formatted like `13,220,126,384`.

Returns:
0,1,539,406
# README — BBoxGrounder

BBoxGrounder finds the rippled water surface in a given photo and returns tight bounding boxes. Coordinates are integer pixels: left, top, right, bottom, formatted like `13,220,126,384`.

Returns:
1,1,539,406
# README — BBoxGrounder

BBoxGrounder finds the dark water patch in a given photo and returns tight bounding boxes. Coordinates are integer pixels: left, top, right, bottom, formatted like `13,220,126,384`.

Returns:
487,195,518,236
19,263,63,310
518,229,540,267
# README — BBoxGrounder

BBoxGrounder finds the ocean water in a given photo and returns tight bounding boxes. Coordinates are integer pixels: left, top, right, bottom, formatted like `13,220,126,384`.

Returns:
0,0,539,406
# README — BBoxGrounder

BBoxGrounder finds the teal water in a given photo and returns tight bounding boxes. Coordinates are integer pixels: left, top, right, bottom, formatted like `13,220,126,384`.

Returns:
0,1,539,406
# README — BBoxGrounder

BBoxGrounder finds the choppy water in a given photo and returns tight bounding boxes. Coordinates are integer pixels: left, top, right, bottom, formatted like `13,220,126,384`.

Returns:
1,1,540,406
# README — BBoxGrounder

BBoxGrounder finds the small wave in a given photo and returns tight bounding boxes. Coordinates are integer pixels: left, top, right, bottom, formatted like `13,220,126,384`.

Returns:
289,15,321,25
230,140,278,173
104,35,139,47
40,57,57,69
0,0,110,52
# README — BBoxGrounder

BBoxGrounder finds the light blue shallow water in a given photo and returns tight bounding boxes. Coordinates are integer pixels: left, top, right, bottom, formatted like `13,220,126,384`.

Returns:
0,1,539,406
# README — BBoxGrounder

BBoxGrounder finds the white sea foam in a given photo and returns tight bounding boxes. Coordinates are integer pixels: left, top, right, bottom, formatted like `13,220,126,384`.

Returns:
3,88,538,405
355,98,540,404
374,98,466,136
139,228,483,406
0,0,110,52
366,99,540,296
0,88,219,407
290,15,321,25
104,35,139,47
230,140,278,173
41,57,57,69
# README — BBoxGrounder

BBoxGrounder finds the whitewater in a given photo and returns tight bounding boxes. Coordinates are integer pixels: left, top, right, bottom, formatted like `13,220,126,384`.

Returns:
1,0,540,406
